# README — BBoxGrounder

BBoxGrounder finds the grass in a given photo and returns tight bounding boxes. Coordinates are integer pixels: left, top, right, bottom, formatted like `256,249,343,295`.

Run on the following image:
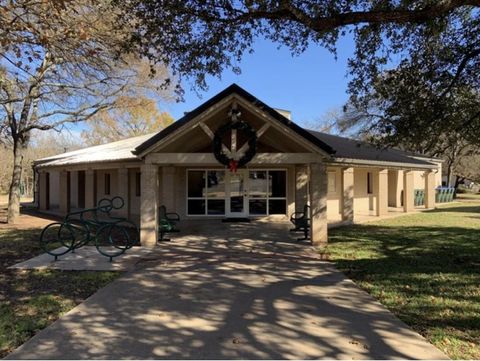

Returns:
327,202,480,359
0,220,119,357
456,193,480,201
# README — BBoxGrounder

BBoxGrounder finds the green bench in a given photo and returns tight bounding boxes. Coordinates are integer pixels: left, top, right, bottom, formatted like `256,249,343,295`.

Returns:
290,204,310,241
158,205,180,242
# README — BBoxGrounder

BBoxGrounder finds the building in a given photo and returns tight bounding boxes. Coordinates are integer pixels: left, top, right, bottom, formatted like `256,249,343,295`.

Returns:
34,84,442,247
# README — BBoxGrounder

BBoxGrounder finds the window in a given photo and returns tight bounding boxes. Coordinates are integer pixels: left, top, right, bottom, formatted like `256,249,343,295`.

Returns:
104,173,111,195
135,172,141,197
328,172,336,193
249,170,287,215
187,170,225,215
367,172,373,194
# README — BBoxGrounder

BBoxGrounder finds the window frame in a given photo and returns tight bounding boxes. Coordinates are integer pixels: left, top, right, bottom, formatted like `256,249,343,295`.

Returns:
248,169,287,216
186,169,226,216
186,168,288,216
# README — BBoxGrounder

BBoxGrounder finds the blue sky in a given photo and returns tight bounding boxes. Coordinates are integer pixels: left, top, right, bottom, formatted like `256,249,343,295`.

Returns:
165,35,356,128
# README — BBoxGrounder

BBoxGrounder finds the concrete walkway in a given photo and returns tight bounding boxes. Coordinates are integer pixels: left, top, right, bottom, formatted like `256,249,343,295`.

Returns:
8,221,447,359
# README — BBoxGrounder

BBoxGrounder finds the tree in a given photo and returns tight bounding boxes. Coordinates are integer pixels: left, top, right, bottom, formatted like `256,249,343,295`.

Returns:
81,96,174,145
119,0,479,92
0,0,174,223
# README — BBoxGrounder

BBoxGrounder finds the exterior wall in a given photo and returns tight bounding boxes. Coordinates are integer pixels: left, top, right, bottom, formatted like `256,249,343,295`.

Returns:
353,168,376,215
70,171,78,208
326,167,342,221
48,170,60,209
95,169,118,201
295,165,308,212
129,168,141,216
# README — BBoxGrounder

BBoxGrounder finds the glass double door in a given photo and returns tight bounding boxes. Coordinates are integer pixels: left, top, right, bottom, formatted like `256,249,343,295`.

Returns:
226,170,248,217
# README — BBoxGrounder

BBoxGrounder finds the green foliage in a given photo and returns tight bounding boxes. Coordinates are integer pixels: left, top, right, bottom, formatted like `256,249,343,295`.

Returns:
118,1,479,94
327,203,480,359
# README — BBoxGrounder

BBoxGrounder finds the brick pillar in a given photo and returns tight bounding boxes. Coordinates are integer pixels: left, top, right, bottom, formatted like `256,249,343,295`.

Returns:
59,170,69,214
140,164,159,247
309,163,328,246
117,168,129,217
403,170,414,212
38,171,48,210
85,169,95,209
342,167,354,222
376,169,388,216
161,166,175,210
424,170,436,209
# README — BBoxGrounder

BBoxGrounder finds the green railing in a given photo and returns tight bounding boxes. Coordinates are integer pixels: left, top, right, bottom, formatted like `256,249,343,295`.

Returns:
436,187,455,203
39,196,139,262
413,187,455,206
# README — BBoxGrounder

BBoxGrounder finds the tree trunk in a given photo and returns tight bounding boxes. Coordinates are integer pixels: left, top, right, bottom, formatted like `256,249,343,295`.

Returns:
7,140,27,224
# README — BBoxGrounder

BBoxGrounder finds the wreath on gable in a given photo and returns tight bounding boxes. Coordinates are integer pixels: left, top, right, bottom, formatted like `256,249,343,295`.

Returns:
213,120,257,172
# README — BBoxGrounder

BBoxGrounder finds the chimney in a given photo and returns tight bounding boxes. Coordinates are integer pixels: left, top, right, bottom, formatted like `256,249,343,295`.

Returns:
274,108,291,121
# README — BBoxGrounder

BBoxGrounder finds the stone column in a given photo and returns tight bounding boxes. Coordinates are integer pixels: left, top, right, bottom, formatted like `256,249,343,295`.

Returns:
341,167,354,222
58,170,69,214
38,171,48,210
161,166,175,210
85,169,95,209
117,167,129,217
376,169,389,216
403,170,414,212
295,165,309,212
140,164,159,247
309,163,328,246
424,170,436,209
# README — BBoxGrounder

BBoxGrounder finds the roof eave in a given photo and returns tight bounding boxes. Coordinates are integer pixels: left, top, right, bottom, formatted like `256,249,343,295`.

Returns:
329,157,438,170
134,83,336,157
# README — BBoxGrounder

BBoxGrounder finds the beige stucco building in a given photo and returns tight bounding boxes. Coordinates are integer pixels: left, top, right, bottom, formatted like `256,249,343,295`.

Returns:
34,84,442,247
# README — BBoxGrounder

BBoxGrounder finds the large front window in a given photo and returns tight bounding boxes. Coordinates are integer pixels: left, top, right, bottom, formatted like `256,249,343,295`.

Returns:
187,170,226,215
187,169,287,216
249,170,286,215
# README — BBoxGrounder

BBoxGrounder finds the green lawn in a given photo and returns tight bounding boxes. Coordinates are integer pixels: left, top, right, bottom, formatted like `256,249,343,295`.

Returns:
327,202,480,359
0,225,118,357
456,193,480,201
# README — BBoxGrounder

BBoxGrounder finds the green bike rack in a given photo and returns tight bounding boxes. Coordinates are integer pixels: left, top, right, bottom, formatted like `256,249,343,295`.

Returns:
39,196,139,262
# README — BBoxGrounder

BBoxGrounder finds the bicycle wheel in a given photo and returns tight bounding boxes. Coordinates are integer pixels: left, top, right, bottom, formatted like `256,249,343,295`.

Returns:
95,223,130,261
39,222,75,259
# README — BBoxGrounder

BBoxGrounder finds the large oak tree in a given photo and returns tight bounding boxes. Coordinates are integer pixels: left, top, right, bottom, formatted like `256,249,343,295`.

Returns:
0,0,174,223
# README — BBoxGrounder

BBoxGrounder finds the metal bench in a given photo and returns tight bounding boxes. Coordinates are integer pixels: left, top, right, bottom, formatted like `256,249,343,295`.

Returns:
290,204,310,241
158,205,180,242
39,197,138,262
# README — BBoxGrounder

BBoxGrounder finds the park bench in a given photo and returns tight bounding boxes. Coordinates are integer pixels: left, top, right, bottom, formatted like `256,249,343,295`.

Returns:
39,196,138,262
158,205,180,242
290,204,310,241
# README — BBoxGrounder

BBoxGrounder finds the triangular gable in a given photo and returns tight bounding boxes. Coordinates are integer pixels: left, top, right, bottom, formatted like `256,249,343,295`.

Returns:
133,83,335,157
